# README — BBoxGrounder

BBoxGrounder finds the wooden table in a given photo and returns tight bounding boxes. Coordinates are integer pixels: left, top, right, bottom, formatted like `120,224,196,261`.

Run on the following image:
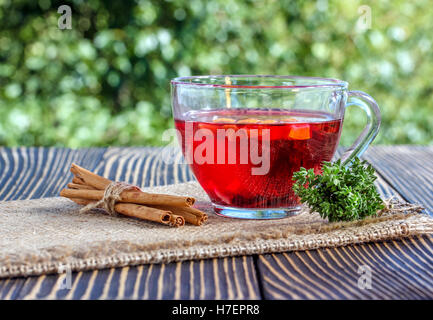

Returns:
0,146,432,300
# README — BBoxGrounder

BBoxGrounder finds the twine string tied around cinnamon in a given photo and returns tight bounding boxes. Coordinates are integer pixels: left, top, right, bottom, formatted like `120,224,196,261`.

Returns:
80,181,140,215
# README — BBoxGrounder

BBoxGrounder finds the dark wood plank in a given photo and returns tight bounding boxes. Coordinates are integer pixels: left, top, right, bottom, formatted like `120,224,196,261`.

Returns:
0,146,193,201
362,146,433,213
12,257,260,300
258,235,433,299
91,147,195,187
0,147,107,200
0,277,26,300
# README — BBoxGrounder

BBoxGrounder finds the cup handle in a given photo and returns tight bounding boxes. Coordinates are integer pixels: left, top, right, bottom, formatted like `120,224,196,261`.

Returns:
338,90,381,165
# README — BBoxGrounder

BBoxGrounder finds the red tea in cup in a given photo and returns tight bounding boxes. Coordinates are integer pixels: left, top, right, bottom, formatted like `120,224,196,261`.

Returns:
175,109,342,212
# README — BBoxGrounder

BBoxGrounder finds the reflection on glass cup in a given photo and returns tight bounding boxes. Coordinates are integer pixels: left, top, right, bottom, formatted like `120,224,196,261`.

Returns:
171,76,380,219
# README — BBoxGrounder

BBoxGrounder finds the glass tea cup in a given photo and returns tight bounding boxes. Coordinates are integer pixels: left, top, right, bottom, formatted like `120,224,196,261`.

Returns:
171,75,380,219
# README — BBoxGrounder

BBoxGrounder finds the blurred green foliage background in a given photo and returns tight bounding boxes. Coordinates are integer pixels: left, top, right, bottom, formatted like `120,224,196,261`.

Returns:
0,0,432,147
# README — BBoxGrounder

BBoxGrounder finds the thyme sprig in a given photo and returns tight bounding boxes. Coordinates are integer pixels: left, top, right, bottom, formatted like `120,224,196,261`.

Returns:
292,158,385,222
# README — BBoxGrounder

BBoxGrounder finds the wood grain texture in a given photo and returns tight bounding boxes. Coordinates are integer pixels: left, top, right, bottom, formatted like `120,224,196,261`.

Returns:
0,147,106,200
257,235,433,300
9,257,260,300
0,146,432,300
362,145,433,213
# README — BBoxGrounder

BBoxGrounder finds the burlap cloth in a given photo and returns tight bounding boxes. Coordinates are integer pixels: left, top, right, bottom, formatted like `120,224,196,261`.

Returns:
1,181,432,278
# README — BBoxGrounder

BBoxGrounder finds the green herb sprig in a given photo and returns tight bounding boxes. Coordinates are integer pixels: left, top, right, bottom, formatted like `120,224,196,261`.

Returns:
292,158,385,222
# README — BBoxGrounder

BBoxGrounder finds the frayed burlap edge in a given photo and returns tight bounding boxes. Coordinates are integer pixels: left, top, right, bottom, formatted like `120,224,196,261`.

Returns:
1,211,432,279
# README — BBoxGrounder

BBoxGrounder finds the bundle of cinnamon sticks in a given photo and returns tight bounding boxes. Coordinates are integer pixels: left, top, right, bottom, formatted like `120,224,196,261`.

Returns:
60,164,208,227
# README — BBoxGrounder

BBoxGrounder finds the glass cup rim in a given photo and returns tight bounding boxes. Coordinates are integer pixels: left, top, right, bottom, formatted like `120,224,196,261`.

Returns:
171,75,348,90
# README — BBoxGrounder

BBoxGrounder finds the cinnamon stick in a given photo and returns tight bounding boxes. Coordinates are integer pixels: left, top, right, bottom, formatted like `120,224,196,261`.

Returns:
72,176,87,185
69,197,200,226
69,198,176,226
67,183,97,190
64,163,200,227
69,163,195,206
169,214,185,227
70,164,112,190
114,203,172,225
69,197,94,206
60,188,195,207
151,205,208,226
